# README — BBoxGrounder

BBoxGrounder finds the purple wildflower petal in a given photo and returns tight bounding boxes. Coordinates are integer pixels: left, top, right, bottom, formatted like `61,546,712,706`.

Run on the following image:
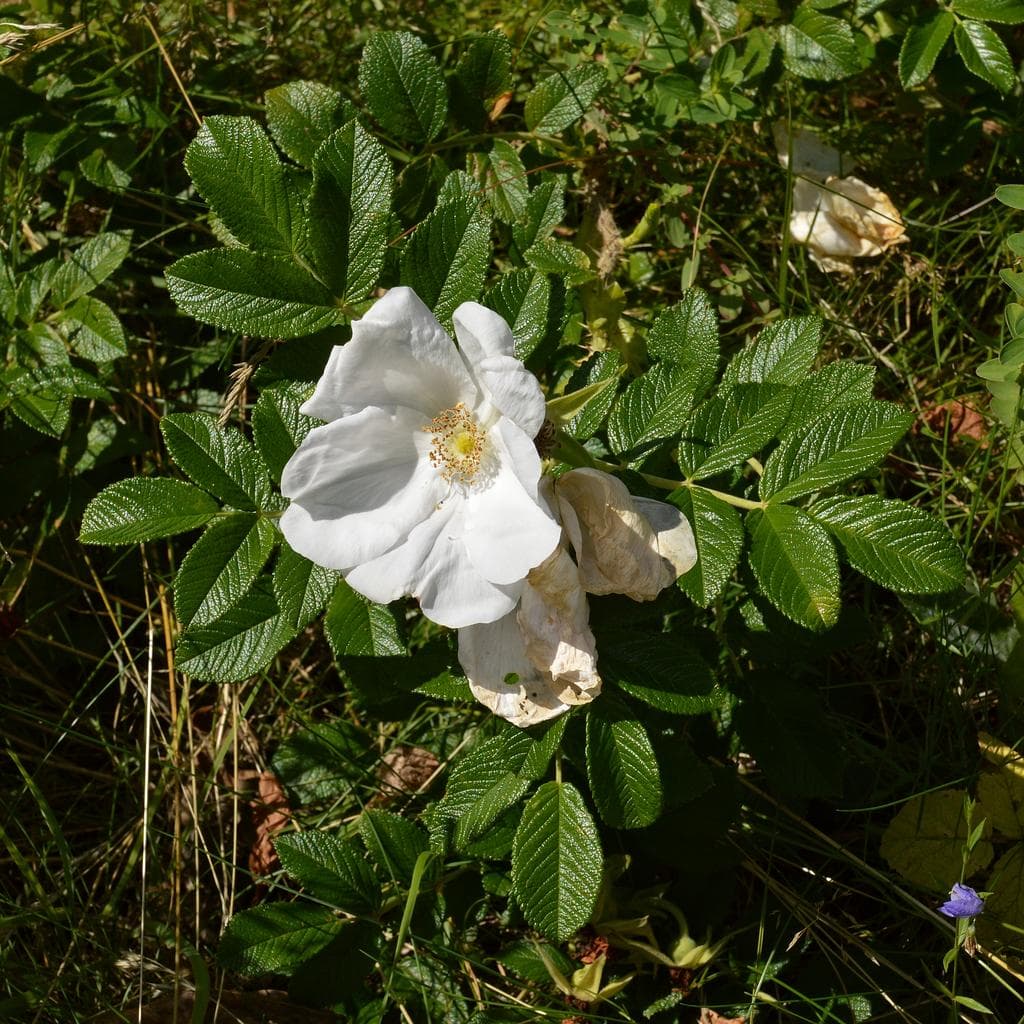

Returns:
939,883,985,919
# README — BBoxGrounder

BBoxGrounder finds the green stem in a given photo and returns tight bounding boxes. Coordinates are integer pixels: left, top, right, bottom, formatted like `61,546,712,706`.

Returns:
550,431,765,511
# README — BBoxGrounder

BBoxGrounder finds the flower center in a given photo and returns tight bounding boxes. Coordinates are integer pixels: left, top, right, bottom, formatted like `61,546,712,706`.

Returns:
425,403,489,485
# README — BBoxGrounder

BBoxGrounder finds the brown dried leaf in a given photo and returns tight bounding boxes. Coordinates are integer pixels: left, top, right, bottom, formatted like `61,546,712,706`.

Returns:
375,744,440,800
920,400,989,446
249,770,291,877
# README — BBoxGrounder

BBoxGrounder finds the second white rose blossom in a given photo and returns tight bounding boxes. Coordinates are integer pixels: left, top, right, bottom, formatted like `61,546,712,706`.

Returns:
279,287,561,629
459,469,698,727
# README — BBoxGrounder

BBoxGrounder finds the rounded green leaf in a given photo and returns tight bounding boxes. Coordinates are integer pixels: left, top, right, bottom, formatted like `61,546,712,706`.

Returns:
586,700,662,829
308,121,393,301
275,831,380,912
524,64,606,133
173,513,278,627
511,782,602,941
780,7,861,81
265,80,355,168
160,413,272,511
673,488,744,607
358,31,447,142
218,903,344,976
954,19,1017,92
399,198,491,326
747,505,841,631
760,401,913,503
899,12,954,89
166,249,343,338
809,495,965,594
176,579,295,682
184,116,303,253
80,478,219,545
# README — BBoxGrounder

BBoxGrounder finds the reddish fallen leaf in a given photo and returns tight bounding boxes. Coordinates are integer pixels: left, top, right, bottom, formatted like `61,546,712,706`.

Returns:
373,744,440,803
920,400,989,446
575,930,610,965
249,770,291,877
698,1010,746,1024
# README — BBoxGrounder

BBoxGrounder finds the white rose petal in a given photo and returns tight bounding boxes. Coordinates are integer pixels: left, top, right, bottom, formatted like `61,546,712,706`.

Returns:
458,469,698,728
554,467,690,601
789,176,907,274
280,287,561,629
460,543,600,729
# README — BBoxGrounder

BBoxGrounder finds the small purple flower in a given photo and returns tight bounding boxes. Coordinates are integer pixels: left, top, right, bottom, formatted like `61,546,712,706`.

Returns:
939,883,985,919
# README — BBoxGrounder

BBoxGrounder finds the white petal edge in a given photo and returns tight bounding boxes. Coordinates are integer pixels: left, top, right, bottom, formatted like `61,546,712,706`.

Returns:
301,287,477,421
345,501,521,629
459,614,577,728
280,407,445,569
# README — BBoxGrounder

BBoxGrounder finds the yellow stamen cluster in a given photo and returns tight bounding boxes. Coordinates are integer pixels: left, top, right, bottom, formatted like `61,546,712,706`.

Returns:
425,403,487,485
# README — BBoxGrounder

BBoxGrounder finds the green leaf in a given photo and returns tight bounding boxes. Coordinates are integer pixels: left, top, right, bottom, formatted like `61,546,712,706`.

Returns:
781,362,876,437
586,699,662,829
273,542,338,630
358,31,447,143
483,269,550,360
513,175,567,253
184,116,303,254
482,140,528,224
607,362,696,459
996,185,1024,211
721,316,821,386
601,634,724,714
80,478,219,544
166,249,342,338
324,579,404,658
265,80,355,168
808,495,965,593
161,413,273,510
780,6,861,80
455,773,531,850
899,12,955,88
174,513,278,626
880,790,993,892
568,350,621,440
678,384,794,479
523,238,595,285
734,675,843,797
49,231,131,309
271,721,369,804
645,288,720,398
673,488,744,607
275,831,380,912
308,121,393,302
176,578,295,682
511,782,602,941
218,903,344,976
453,31,512,124
746,505,840,631
982,845,1024,948
359,809,428,885
524,64,606,133
760,401,912,502
400,199,491,326
252,386,315,484
952,0,1024,23
61,296,128,362
954,19,1017,92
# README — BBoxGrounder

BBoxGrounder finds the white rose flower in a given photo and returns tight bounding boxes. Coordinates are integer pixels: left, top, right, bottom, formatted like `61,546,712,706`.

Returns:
774,123,907,275
459,469,698,727
279,287,561,629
